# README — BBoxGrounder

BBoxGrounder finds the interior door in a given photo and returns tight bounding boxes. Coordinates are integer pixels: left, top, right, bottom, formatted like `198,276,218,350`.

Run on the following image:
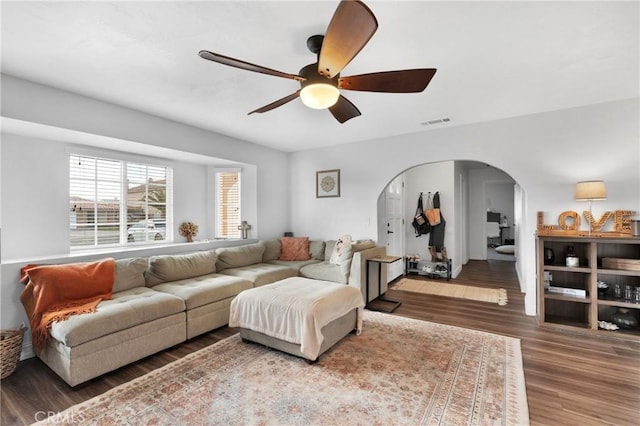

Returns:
384,175,404,282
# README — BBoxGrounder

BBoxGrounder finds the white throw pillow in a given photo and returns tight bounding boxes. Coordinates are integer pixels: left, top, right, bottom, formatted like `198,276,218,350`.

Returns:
495,245,515,254
329,235,354,265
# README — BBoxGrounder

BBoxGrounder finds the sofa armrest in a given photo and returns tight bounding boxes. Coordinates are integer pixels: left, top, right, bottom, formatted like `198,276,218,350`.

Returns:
348,246,387,303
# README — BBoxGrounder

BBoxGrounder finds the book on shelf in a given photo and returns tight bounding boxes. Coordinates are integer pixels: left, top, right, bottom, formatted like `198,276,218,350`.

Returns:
548,286,587,298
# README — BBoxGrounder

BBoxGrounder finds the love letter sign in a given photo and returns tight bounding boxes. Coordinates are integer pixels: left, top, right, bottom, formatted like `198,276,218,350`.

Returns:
537,210,634,237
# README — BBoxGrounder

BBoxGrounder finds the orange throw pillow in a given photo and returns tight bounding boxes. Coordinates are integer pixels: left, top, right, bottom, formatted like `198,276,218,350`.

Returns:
279,237,311,261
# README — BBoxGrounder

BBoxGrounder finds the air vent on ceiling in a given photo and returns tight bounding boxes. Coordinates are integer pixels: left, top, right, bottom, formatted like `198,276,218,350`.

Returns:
420,117,451,126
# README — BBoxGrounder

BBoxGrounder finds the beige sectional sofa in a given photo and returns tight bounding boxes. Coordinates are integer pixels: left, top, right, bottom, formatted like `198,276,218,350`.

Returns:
34,238,385,386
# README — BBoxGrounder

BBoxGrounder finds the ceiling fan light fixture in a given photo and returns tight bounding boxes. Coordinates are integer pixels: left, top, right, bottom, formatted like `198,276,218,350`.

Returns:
199,1,436,122
300,83,340,109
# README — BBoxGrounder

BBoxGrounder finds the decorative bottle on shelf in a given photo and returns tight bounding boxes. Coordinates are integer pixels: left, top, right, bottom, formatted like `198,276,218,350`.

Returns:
565,246,579,267
614,284,622,299
543,271,552,291
544,248,555,265
624,285,633,301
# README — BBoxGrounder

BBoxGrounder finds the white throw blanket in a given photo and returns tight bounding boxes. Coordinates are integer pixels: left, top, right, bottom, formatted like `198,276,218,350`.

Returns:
229,277,365,360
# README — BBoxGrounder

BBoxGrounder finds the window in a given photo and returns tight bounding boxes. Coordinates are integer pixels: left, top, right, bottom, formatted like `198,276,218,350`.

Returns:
215,170,241,239
69,154,171,248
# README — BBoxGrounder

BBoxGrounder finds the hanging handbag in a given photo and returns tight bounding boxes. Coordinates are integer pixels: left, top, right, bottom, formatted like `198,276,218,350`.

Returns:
424,192,441,226
412,193,431,236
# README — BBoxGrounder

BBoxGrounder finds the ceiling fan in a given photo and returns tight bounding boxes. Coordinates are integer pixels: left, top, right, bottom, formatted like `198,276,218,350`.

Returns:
199,0,437,123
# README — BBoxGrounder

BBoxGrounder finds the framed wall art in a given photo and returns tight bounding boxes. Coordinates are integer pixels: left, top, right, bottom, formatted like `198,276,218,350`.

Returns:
316,169,340,198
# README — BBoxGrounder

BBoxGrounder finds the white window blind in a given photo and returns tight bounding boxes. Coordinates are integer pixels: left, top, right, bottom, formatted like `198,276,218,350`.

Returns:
69,154,170,248
215,171,241,239
69,155,122,247
126,162,168,243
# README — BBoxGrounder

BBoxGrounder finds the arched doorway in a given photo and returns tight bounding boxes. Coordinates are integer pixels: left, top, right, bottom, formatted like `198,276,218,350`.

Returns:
377,160,520,283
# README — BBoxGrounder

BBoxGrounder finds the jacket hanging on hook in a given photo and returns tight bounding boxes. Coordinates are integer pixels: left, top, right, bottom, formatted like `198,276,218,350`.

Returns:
429,192,446,251
412,192,431,237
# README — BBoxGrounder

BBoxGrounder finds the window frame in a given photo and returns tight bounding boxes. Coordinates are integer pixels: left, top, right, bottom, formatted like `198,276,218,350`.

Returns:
212,168,242,240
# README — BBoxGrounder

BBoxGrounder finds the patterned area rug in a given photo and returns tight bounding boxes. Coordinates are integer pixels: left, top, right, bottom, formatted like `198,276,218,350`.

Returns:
392,278,508,306
37,311,528,425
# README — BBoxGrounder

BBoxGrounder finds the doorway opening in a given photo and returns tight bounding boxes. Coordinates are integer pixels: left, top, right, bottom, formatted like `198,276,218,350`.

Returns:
377,160,519,284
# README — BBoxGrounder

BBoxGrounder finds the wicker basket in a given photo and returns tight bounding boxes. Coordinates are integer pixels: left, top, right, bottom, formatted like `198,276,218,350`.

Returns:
1,324,26,379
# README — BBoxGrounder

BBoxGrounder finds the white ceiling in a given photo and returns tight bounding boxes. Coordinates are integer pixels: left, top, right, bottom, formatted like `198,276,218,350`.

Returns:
1,1,638,152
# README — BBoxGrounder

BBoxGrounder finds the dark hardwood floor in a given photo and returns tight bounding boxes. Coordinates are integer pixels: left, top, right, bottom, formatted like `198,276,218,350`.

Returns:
2,260,639,425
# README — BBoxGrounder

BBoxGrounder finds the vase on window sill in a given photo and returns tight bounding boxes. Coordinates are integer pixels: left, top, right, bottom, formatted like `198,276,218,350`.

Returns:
186,234,193,243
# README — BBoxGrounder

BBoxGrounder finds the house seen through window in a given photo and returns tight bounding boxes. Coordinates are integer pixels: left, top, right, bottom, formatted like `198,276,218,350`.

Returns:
69,154,171,248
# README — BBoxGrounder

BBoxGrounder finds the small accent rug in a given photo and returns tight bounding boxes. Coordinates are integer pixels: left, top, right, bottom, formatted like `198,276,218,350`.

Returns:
392,278,508,306
37,311,528,425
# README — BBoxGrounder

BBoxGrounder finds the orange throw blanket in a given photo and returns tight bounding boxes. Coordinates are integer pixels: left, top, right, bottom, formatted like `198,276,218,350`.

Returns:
20,258,115,351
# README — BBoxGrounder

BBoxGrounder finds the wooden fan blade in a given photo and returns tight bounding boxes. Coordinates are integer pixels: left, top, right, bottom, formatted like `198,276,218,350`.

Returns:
339,69,437,93
248,91,301,115
318,1,378,79
329,95,361,123
199,50,304,81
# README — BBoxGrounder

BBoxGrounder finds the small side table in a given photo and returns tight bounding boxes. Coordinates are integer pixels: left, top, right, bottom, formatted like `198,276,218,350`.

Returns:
366,255,402,313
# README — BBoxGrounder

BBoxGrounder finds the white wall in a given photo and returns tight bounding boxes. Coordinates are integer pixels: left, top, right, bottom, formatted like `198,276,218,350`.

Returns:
468,167,515,259
454,162,470,266
1,73,638,334
404,161,457,274
2,134,70,258
0,75,291,336
401,161,514,276
1,74,290,241
290,98,640,316
486,182,515,229
513,183,527,287
0,139,2,230
0,134,241,259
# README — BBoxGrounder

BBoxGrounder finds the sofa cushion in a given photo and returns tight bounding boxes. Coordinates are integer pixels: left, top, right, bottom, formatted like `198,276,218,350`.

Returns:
113,257,148,293
49,287,185,347
267,258,322,272
145,250,217,286
310,240,326,260
219,263,297,287
279,237,311,261
299,262,349,284
353,240,376,252
152,273,253,310
216,243,265,271
260,239,281,262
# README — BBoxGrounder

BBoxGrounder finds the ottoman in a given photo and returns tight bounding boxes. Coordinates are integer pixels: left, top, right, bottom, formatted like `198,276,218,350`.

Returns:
229,277,364,361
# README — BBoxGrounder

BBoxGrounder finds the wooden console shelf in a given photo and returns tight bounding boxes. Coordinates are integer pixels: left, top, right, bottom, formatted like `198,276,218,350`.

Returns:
537,236,640,340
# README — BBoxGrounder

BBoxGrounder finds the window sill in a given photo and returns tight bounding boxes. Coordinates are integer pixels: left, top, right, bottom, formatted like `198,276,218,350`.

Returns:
1,239,254,266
